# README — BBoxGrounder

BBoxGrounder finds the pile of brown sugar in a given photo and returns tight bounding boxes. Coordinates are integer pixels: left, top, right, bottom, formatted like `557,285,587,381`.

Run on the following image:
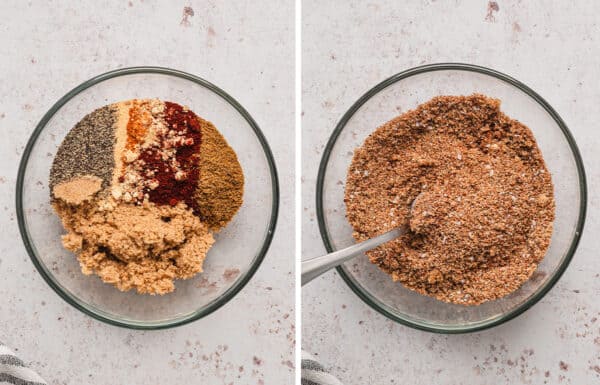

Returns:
53,177,214,295
345,94,555,305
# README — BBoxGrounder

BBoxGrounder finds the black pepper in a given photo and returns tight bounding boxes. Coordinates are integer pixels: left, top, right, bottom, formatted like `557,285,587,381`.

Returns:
49,105,116,196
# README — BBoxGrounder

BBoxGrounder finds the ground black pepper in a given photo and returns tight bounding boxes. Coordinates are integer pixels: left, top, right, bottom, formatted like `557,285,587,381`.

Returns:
49,105,116,195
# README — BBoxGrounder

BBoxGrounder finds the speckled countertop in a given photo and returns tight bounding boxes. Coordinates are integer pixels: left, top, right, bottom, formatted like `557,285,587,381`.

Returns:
0,1,293,384
302,1,599,384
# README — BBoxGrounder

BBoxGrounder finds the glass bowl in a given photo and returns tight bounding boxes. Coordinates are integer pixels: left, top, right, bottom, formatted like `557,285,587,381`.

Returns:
316,63,586,333
17,67,279,329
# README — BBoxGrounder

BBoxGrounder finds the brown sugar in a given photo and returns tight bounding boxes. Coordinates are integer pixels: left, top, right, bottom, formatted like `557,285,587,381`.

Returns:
53,183,214,295
345,94,555,305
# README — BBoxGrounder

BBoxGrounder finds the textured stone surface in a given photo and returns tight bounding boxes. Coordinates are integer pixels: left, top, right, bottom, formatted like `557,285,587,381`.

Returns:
302,1,599,383
0,1,293,384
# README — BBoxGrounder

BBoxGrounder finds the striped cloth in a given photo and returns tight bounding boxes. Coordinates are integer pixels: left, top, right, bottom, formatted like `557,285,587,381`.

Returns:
301,351,343,385
2,343,338,385
0,343,46,385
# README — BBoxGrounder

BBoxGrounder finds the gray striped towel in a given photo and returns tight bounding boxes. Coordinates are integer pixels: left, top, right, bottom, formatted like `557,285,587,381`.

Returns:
301,351,343,385
0,343,46,385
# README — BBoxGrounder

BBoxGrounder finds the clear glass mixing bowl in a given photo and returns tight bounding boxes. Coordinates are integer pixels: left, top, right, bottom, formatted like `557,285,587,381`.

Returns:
17,67,279,329
316,63,586,333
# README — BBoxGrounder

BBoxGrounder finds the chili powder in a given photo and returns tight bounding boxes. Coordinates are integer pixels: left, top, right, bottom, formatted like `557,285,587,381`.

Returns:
138,102,202,212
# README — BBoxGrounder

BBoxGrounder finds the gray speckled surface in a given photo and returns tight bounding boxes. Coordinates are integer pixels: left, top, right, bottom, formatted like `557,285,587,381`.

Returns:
302,1,599,384
0,1,293,384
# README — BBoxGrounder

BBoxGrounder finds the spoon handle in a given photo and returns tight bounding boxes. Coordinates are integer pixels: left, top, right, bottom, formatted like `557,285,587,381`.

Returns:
301,227,405,286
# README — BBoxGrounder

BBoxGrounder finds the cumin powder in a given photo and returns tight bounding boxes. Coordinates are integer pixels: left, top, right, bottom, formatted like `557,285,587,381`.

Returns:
195,117,244,231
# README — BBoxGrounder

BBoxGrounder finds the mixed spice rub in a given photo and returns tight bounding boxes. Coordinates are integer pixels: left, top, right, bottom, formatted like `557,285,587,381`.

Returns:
345,94,555,305
50,99,243,294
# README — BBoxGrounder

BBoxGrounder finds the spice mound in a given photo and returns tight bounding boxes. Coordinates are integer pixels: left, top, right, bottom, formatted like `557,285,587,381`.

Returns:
345,94,555,305
49,99,244,295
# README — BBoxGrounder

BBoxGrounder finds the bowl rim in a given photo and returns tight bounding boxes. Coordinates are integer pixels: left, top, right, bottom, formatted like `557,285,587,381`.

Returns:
316,62,587,334
16,66,280,330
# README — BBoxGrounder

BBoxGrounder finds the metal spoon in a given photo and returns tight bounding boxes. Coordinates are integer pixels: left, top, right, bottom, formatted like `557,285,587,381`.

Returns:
302,193,422,286
301,227,407,285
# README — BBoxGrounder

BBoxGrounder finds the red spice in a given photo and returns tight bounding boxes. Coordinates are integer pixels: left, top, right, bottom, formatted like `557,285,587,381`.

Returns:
137,102,202,212
125,100,150,151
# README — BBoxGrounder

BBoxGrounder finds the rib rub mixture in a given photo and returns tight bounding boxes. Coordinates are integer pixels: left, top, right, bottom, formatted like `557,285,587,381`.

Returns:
345,94,555,305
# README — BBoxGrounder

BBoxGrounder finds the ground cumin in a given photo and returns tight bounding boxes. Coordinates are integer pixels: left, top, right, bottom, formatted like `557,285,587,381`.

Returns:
194,117,244,231
345,94,555,305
